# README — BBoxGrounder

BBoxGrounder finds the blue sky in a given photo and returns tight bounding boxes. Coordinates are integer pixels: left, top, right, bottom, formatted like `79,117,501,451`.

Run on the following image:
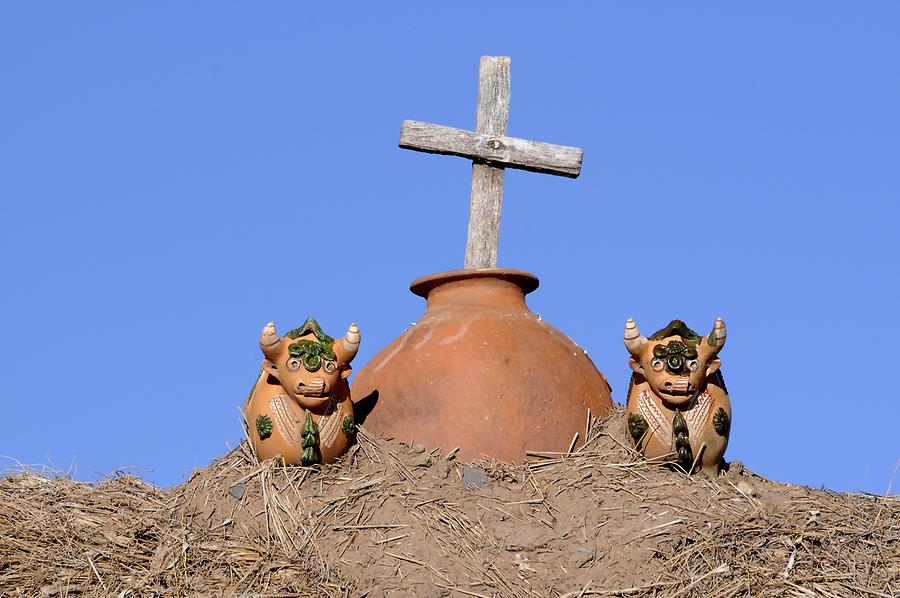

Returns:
1,3,897,492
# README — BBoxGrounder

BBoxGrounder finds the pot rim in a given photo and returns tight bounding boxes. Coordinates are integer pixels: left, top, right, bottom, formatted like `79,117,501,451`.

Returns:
410,268,540,298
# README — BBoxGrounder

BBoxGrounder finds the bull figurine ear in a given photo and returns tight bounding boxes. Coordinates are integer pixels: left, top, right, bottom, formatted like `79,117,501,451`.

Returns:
705,358,721,376
333,323,361,364
261,358,279,380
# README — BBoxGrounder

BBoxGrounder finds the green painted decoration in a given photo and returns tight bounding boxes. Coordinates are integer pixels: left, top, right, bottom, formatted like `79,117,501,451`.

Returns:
653,340,697,360
342,415,356,439
255,414,273,440
286,317,335,345
627,413,649,449
651,339,698,373
672,410,693,472
713,407,731,437
301,413,321,466
288,339,336,371
285,318,337,372
648,320,701,344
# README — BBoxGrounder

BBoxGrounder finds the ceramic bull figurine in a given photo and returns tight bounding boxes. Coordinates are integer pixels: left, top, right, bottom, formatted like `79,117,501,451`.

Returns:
245,317,360,466
624,318,731,475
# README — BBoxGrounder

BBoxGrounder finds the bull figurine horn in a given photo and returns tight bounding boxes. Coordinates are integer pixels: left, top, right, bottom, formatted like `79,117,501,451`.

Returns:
624,318,648,355
259,321,282,360
334,323,361,363
706,317,727,352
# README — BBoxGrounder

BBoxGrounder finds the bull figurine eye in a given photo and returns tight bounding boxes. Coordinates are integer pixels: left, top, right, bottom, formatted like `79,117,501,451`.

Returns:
651,357,665,371
686,359,700,372
323,360,336,374
287,357,302,372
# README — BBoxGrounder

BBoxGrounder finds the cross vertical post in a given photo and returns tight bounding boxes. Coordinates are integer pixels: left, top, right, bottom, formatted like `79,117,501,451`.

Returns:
466,56,510,269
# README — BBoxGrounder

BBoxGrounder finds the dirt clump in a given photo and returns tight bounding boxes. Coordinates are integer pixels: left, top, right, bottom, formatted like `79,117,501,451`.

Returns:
1,407,897,596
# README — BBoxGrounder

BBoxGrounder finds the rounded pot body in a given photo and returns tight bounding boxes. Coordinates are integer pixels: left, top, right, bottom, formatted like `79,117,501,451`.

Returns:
352,269,613,462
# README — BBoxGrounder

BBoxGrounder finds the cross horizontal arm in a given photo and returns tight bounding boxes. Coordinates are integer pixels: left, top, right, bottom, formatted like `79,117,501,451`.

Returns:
399,120,583,179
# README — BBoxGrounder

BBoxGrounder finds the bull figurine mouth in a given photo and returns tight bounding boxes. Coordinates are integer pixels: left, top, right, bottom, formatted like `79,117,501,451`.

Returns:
661,377,693,396
296,379,327,398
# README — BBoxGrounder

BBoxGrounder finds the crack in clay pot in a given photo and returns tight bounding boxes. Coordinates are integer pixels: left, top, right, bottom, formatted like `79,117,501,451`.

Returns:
438,317,475,346
411,311,452,351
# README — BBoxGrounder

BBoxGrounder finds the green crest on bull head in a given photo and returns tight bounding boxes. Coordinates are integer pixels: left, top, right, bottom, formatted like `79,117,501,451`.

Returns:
285,318,337,371
648,320,700,345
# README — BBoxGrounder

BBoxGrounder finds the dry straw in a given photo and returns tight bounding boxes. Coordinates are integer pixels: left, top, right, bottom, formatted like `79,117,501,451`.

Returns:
1,408,897,597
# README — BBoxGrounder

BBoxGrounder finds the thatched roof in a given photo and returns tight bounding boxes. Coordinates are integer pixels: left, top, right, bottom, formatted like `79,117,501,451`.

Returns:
1,407,897,597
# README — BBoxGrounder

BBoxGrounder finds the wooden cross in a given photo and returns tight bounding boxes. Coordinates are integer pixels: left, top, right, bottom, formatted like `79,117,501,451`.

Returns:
399,56,584,269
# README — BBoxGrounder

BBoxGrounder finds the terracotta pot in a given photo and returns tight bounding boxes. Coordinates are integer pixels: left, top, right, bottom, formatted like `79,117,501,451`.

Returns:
352,269,613,462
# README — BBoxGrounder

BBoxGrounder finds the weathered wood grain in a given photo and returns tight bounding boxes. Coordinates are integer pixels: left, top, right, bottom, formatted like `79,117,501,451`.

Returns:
400,120,583,178
466,162,505,268
475,55,510,137
465,56,509,269
397,55,584,269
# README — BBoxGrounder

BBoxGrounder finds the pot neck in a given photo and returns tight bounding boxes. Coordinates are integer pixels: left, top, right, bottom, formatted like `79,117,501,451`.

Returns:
410,269,539,311
428,277,530,310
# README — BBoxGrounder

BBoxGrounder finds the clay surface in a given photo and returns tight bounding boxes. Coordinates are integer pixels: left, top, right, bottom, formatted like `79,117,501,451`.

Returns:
352,268,613,462
624,318,731,475
245,318,360,465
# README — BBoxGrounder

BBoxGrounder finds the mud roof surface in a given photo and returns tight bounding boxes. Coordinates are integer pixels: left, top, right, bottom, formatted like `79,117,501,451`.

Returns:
2,407,897,597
